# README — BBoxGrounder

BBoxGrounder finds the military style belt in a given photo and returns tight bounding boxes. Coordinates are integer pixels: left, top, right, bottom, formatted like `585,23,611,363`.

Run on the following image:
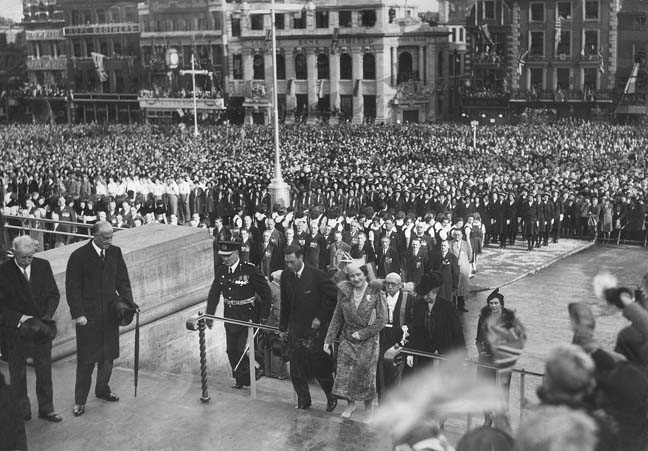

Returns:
225,297,255,307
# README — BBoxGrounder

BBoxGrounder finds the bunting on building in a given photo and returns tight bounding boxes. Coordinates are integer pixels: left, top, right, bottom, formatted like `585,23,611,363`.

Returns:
554,18,562,52
516,50,528,76
318,79,325,99
624,63,640,94
331,27,339,54
353,79,362,97
480,24,494,46
264,28,272,53
597,51,605,74
90,52,108,82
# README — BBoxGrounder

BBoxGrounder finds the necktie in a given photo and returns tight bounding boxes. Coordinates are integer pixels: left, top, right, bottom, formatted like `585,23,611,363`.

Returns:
23,269,30,283
100,250,105,263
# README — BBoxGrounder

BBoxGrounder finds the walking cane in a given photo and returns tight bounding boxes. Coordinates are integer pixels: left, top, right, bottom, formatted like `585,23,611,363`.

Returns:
134,310,140,397
233,327,262,373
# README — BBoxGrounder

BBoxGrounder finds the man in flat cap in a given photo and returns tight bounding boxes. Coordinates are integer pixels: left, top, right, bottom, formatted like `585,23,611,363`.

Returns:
206,241,271,389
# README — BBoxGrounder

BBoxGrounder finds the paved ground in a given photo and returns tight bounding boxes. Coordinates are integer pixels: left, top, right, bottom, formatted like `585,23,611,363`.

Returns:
7,239,646,451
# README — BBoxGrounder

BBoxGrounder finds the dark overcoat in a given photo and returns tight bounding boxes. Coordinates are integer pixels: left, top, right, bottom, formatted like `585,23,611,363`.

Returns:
66,241,133,364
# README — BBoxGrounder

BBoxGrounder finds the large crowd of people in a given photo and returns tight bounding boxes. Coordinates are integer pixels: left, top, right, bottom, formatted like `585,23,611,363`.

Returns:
1,121,648,450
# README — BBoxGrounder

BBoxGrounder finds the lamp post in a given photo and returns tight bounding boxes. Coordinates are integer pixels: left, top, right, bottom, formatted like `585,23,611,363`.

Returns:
180,55,210,137
470,120,478,149
246,1,314,208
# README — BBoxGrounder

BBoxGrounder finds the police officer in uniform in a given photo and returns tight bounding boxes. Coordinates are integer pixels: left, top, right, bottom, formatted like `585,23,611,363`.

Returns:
206,241,271,389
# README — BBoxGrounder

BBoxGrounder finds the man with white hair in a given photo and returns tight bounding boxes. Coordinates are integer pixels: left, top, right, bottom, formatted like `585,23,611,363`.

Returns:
377,272,414,397
0,235,62,422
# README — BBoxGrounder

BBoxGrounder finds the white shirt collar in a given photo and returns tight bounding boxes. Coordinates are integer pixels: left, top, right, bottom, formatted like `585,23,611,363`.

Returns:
296,262,305,279
14,259,31,279
228,259,240,273
91,240,104,257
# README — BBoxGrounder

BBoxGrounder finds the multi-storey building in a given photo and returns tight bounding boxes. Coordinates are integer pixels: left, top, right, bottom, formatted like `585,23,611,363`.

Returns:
0,25,27,121
22,0,66,87
137,0,226,121
463,0,618,121
224,0,452,124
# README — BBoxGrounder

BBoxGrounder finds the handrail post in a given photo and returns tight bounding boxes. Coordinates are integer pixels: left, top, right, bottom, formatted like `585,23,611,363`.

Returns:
519,369,526,423
248,326,257,399
197,313,211,403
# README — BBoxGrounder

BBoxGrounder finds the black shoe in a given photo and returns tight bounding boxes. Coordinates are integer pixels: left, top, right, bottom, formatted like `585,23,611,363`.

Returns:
326,398,338,412
38,412,63,423
73,404,85,417
296,401,311,410
255,368,264,380
232,382,244,389
96,392,119,402
458,306,469,313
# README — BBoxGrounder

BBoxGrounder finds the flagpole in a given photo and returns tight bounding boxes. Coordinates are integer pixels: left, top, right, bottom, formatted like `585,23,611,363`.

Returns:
191,55,199,137
267,0,290,208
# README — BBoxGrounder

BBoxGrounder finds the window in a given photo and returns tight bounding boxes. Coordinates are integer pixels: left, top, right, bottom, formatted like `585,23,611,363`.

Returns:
86,39,94,56
100,40,108,55
293,11,306,29
110,8,120,23
388,8,396,23
231,17,241,37
557,2,572,19
451,28,456,42
233,54,243,79
363,95,376,120
251,14,264,30
339,11,352,27
635,15,647,26
530,67,543,88
556,68,570,89
83,10,91,24
113,40,122,56
459,28,464,41
212,11,222,30
340,53,352,79
530,3,544,22
363,53,375,80
530,31,544,56
316,11,328,28
584,29,598,54
437,51,443,77
295,53,307,79
317,53,329,79
583,67,597,89
484,1,495,19
198,17,207,30
557,30,571,55
253,54,264,80
275,14,285,29
71,10,80,25
73,40,81,57
275,54,285,79
585,0,598,20
340,95,353,118
97,9,106,24
361,10,376,27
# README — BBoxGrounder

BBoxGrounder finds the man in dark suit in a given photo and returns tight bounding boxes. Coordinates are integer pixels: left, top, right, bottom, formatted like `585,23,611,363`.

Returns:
404,238,429,286
207,241,271,389
409,272,466,369
430,240,459,303
376,236,401,278
279,244,338,412
377,272,414,398
304,222,327,270
491,193,508,248
0,236,62,422
66,221,137,417
258,229,283,278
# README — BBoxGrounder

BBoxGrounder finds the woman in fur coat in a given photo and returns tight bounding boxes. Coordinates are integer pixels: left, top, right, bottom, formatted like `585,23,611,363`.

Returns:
324,260,388,419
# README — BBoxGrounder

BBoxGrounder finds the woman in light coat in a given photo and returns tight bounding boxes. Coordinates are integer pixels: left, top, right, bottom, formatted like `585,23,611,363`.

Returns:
324,260,387,419
449,227,473,313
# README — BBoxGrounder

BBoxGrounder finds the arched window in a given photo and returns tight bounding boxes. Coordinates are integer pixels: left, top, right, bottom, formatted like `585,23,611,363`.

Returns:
317,53,329,79
340,53,352,80
363,53,375,80
295,53,307,79
253,54,265,80
398,51,413,83
275,53,286,80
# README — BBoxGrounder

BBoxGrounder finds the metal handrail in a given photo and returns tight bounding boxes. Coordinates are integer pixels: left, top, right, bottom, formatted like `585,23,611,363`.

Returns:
5,214,125,230
185,311,544,427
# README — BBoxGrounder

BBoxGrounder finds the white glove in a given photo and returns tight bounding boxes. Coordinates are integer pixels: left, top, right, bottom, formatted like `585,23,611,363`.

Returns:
406,355,414,367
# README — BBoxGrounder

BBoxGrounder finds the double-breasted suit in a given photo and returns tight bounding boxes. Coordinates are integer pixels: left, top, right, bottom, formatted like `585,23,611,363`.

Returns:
0,257,60,417
279,263,338,406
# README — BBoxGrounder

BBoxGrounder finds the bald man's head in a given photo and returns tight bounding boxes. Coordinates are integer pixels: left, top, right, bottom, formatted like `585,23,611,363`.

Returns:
92,221,114,250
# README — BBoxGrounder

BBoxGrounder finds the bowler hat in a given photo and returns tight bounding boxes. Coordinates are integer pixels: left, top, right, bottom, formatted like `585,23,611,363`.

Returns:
114,297,137,327
19,318,57,344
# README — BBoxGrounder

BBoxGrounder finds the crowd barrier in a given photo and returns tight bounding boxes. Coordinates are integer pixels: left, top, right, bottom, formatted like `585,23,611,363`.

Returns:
185,313,544,431
3,214,126,241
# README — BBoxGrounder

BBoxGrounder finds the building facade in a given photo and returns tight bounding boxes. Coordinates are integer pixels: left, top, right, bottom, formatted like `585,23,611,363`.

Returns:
22,0,66,87
224,0,452,124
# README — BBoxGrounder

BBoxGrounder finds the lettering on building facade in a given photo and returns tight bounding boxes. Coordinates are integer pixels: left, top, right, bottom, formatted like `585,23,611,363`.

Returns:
63,23,140,36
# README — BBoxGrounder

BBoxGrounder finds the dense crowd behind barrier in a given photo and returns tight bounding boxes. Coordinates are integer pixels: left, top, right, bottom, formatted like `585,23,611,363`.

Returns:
0,121,647,251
